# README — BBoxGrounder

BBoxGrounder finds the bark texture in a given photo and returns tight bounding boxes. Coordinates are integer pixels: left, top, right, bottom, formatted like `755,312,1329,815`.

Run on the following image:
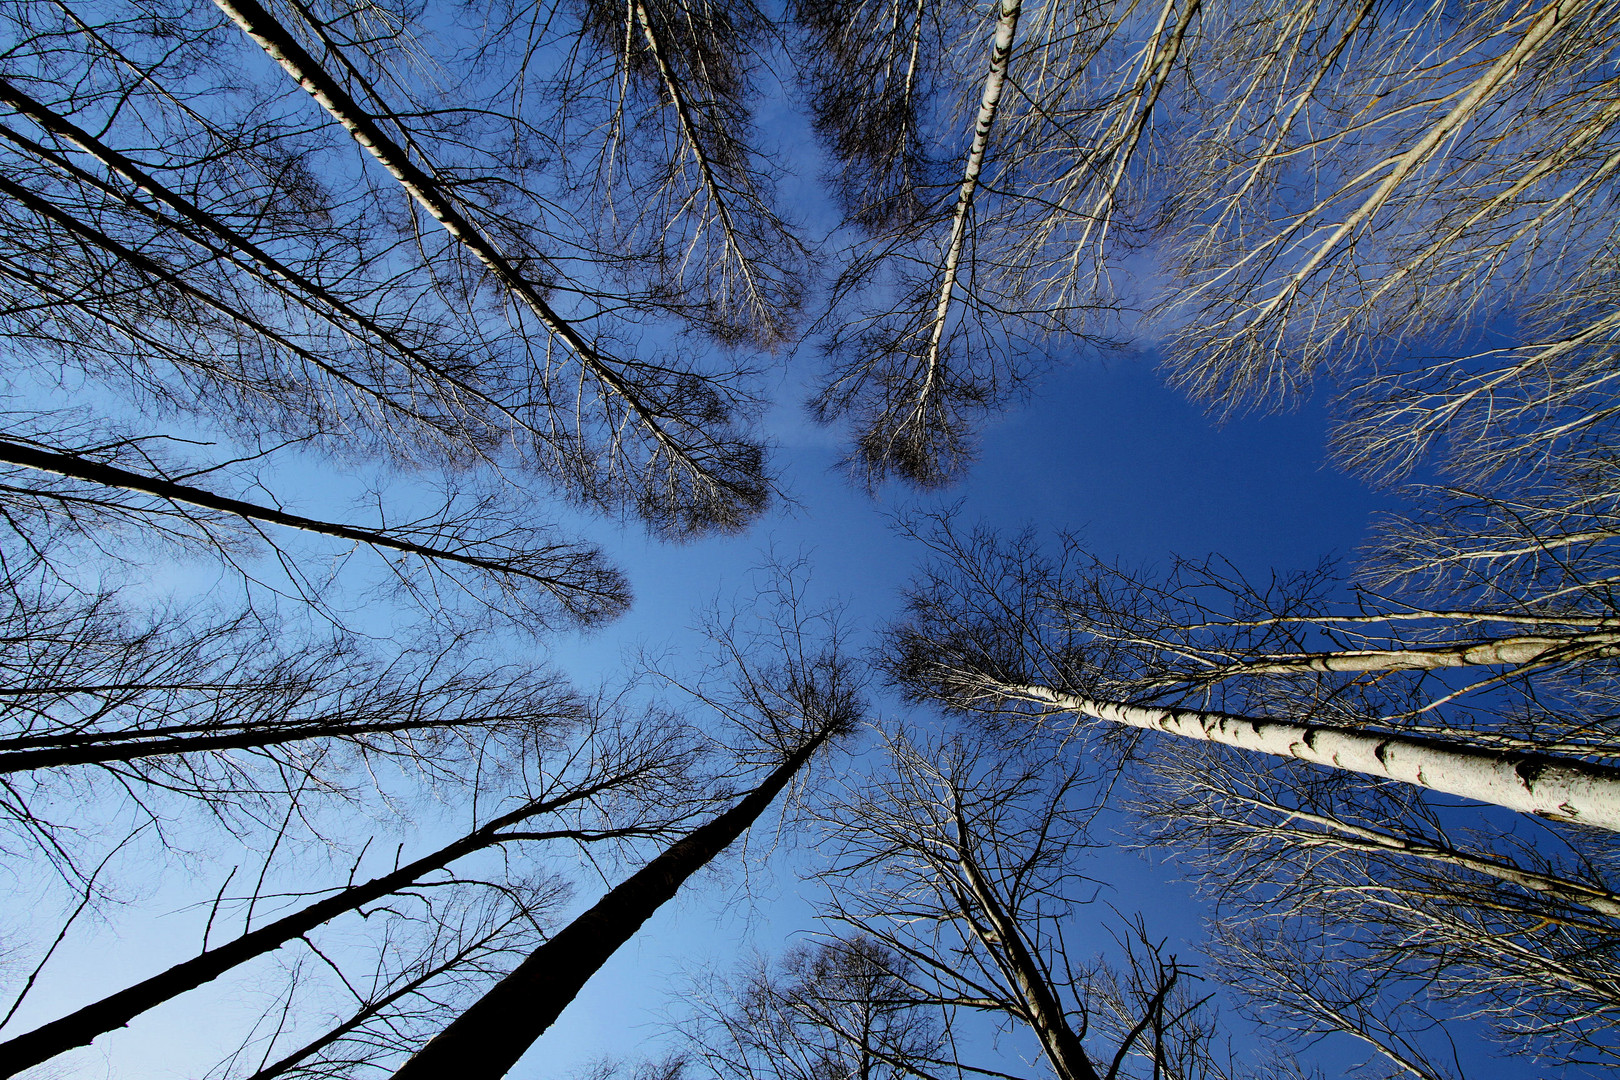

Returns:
1013,684,1620,832
956,848,1099,1080
922,0,1022,376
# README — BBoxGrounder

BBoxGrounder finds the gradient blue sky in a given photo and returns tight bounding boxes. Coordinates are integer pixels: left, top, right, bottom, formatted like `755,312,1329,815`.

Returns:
525,347,1394,1079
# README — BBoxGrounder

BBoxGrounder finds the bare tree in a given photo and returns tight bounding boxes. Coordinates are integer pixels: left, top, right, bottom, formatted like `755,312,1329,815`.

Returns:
1162,0,1620,417
22,4,1620,1078
802,0,1184,487
207,0,772,535
389,716,845,1079
389,590,864,1079
1149,2,1620,734
2,0,779,544
884,513,1620,828
877,513,1620,1070
672,937,950,1080
0,702,711,1078
0,586,617,884
787,0,1620,509
1138,742,1620,1074
814,724,1232,1080
0,2,506,459
0,9,823,1077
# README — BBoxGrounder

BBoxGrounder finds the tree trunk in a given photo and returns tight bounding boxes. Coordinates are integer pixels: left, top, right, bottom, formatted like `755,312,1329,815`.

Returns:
921,0,1021,377
0,713,499,774
0,785,622,1078
0,437,586,594
1183,630,1620,680
1009,683,1620,832
390,726,831,1080
954,843,1099,1080
207,0,708,482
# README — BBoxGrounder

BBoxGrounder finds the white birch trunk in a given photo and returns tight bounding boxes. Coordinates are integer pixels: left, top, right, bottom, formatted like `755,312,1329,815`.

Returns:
1007,683,1620,833
211,0,711,479
1193,629,1620,679
919,0,1021,379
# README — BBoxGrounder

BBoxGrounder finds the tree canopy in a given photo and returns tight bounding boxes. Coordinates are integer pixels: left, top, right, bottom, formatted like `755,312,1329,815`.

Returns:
1,0,1617,1077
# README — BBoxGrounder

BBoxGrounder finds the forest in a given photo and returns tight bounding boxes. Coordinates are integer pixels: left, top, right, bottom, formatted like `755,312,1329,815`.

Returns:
0,0,1617,1077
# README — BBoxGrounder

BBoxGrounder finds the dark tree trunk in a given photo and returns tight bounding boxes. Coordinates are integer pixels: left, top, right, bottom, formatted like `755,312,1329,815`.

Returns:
0,712,498,773
0,784,619,1078
390,727,831,1080
0,437,576,590
0,714,501,773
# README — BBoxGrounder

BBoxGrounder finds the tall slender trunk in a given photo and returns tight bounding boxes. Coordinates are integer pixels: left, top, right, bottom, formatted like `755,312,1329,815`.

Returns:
208,0,708,480
0,437,607,604
0,784,624,1078
953,842,1099,1080
390,727,832,1079
1180,629,1620,681
918,0,1021,380
1008,683,1620,832
0,713,500,774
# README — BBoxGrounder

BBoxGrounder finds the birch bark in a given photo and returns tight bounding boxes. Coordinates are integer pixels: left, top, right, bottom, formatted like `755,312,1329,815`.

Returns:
1172,629,1620,681
1007,683,1620,831
918,0,1022,389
